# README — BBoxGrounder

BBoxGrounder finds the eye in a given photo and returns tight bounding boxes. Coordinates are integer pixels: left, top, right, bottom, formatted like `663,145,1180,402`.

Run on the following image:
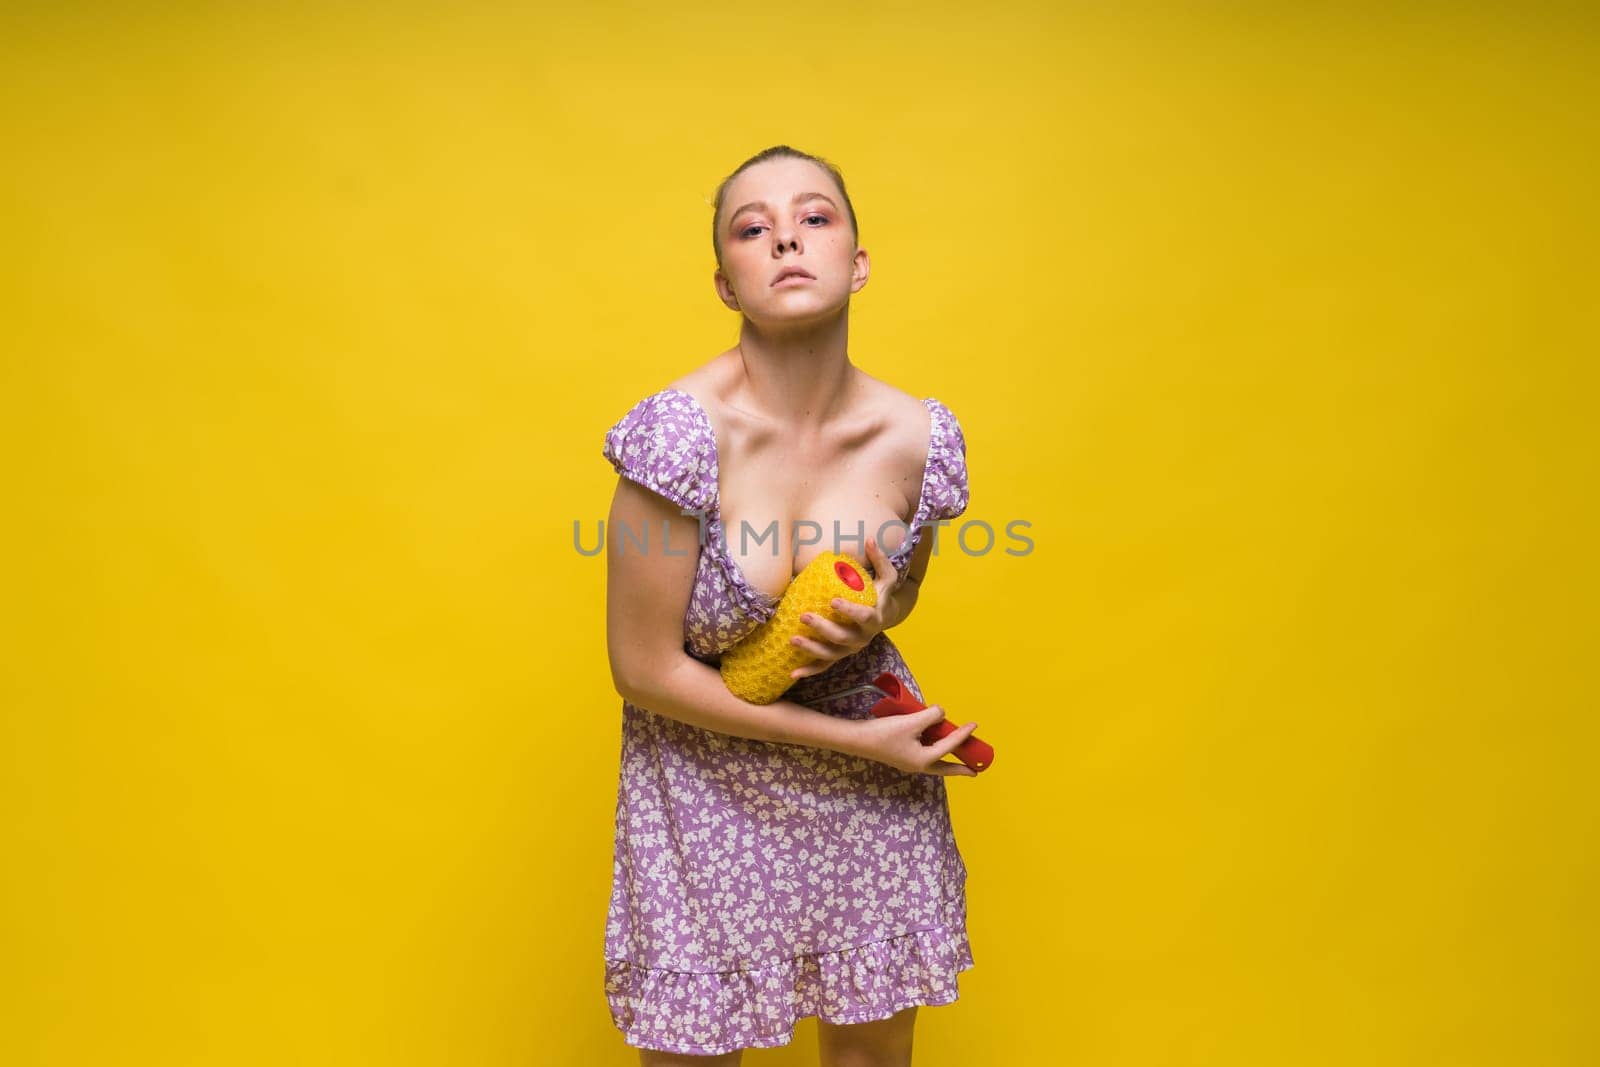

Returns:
737,213,828,238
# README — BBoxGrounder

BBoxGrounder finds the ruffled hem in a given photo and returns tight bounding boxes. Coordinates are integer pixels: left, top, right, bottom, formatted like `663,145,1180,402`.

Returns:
604,923,975,1056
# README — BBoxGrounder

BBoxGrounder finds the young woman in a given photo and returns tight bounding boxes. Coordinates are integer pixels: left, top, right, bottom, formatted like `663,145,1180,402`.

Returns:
601,145,978,1066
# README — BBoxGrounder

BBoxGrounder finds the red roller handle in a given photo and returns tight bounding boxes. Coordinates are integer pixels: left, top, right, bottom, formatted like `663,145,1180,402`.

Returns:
865,672,995,773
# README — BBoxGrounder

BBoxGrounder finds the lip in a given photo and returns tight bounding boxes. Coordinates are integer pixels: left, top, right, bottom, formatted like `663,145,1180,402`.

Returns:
771,268,816,286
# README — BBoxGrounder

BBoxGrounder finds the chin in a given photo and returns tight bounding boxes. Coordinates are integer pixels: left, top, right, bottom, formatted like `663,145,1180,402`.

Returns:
758,297,844,319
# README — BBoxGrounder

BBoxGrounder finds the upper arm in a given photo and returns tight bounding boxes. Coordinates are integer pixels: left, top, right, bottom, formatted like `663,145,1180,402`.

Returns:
605,475,703,697
900,522,938,590
599,389,716,697
897,397,969,594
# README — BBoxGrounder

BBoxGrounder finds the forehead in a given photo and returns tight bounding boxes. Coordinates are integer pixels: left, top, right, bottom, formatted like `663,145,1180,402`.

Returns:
722,157,841,216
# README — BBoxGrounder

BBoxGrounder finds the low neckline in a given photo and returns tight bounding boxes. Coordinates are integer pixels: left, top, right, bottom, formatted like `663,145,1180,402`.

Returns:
660,387,939,610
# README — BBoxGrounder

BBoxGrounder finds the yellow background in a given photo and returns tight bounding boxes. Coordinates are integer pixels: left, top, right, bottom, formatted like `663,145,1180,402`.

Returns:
3,2,1594,1064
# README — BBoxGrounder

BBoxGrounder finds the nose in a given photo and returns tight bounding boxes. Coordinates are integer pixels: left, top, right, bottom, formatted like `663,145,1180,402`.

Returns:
770,222,800,255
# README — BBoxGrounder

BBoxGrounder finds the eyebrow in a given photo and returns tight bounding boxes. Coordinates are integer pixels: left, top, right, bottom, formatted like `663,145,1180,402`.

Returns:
727,192,840,229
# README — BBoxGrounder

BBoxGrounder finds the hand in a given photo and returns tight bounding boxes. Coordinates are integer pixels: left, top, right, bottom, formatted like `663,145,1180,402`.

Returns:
788,537,903,681
845,705,980,777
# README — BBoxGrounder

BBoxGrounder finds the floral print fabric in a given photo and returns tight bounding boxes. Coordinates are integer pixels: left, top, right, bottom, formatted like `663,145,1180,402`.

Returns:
599,387,974,1055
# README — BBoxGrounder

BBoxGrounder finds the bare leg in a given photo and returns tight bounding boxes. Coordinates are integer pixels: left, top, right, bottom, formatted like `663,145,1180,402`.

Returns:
638,1049,743,1067
817,1005,917,1067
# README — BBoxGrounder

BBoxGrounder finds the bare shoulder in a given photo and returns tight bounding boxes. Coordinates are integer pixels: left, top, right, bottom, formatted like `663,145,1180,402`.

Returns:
664,349,741,409
852,371,933,457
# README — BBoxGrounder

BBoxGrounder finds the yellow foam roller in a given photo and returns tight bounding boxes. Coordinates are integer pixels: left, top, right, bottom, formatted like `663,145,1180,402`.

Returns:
720,550,878,704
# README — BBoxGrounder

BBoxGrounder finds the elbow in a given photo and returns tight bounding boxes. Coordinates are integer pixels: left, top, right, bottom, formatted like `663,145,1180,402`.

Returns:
609,657,642,705
609,650,679,707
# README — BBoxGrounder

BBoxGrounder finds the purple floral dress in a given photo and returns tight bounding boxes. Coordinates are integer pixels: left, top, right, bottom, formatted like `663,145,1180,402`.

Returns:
600,387,974,1055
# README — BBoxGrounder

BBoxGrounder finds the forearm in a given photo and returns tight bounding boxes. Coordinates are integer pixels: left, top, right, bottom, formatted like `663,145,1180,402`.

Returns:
879,580,920,631
618,655,863,756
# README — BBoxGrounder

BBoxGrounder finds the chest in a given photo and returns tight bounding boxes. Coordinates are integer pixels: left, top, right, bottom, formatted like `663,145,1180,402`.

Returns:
717,426,928,602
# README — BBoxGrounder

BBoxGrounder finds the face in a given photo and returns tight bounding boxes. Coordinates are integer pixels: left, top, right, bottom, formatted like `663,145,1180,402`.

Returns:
713,156,869,325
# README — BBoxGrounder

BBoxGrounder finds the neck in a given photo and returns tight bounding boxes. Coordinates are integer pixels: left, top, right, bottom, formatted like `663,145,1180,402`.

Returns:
732,308,857,427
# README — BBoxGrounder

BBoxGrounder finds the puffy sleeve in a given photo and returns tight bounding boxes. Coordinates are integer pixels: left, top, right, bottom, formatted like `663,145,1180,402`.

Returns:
601,389,717,513
922,398,970,522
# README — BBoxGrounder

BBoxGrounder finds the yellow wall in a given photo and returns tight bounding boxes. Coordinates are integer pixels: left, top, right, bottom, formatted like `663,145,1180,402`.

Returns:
2,3,1593,1064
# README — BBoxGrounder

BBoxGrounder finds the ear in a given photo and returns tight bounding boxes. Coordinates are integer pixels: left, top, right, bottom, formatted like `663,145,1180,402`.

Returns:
850,247,871,293
712,269,740,311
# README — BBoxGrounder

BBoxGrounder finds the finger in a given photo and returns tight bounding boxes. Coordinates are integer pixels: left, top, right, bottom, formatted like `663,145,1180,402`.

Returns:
789,634,847,659
926,760,978,777
931,720,978,758
863,534,886,572
790,661,829,680
800,610,856,643
870,539,900,592
826,597,868,623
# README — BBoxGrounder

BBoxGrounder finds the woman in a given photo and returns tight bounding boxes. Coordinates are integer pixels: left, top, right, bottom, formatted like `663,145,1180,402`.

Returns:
601,145,979,1065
